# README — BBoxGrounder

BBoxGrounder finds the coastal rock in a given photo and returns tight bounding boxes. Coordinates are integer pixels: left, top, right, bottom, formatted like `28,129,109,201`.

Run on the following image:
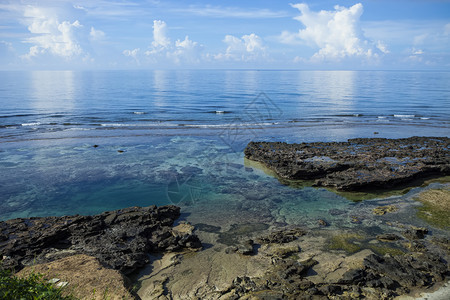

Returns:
244,137,450,191
0,205,201,275
403,226,429,240
318,219,329,227
376,233,402,242
257,227,307,244
237,239,254,255
373,205,398,215
16,254,134,300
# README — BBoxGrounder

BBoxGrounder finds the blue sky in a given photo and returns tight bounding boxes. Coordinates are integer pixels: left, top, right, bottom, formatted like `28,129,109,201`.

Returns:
0,0,449,70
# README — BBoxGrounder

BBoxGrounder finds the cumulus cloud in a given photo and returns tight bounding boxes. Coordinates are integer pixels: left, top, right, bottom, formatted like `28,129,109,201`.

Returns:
90,27,105,41
170,36,202,63
141,20,203,64
151,20,171,48
282,3,386,62
23,6,84,59
215,33,265,61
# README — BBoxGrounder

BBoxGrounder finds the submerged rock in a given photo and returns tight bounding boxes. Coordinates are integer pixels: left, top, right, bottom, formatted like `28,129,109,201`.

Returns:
0,205,201,275
244,137,450,191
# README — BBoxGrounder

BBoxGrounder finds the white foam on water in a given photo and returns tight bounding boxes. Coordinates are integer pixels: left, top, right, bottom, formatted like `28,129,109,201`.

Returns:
133,112,145,115
394,114,415,118
21,122,41,126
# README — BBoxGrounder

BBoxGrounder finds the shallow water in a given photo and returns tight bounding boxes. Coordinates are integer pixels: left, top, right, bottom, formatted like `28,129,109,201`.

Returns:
0,70,449,230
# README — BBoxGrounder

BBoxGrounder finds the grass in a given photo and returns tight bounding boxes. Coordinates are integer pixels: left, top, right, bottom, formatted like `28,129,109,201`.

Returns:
0,267,76,300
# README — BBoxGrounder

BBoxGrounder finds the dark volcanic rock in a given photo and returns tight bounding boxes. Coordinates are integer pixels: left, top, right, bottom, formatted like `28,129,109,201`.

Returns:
403,227,429,240
0,205,201,274
257,228,307,244
244,137,450,191
376,233,403,242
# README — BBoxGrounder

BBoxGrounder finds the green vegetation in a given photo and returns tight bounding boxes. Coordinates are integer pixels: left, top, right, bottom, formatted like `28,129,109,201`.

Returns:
328,233,364,254
415,187,450,229
0,267,76,300
367,245,405,256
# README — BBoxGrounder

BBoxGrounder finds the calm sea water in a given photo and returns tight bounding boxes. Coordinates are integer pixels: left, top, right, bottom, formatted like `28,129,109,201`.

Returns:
0,70,449,230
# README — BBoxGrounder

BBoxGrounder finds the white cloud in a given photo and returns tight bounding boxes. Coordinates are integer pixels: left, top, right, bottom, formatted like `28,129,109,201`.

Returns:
141,20,203,65
22,6,84,59
282,3,385,62
151,20,170,48
376,41,389,54
170,36,203,63
215,33,265,61
123,48,140,64
90,27,105,41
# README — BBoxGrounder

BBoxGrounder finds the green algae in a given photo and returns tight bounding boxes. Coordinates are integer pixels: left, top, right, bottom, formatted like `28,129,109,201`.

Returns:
368,244,405,256
415,187,450,230
328,233,365,254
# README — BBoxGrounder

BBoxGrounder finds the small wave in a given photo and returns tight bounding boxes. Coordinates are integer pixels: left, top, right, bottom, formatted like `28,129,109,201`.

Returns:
377,116,386,119
420,117,430,120
101,123,138,127
64,128,93,131
22,122,41,126
100,123,178,127
208,111,231,114
333,114,362,117
0,114,37,119
133,112,146,115
394,114,415,118
181,122,279,128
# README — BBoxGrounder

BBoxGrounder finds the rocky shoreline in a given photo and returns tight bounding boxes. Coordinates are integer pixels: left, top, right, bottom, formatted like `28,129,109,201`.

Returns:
0,205,201,275
244,136,450,191
2,136,450,299
1,200,449,299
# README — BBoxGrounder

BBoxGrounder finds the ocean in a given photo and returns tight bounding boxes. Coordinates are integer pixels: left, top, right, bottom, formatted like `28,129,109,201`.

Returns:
0,70,449,229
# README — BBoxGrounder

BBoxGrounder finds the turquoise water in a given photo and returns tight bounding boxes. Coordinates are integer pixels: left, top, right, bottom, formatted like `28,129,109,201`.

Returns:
0,70,449,230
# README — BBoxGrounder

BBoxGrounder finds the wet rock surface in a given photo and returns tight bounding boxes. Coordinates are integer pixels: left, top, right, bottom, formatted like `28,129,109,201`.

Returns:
214,233,449,300
244,136,450,191
0,205,201,275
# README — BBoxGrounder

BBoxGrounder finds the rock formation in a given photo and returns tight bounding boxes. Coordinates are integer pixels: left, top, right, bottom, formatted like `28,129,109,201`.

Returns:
245,136,450,191
0,205,201,275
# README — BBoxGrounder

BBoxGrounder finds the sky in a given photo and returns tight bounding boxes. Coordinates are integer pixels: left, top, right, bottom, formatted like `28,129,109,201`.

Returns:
0,0,449,70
